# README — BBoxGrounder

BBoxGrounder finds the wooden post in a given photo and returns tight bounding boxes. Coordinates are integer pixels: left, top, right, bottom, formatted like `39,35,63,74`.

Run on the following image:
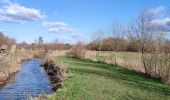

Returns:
8,45,16,58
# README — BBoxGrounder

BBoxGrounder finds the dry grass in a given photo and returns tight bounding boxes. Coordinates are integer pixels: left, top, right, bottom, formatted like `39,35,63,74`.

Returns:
85,51,144,72
45,50,69,59
0,58,20,84
0,50,34,85
30,94,49,100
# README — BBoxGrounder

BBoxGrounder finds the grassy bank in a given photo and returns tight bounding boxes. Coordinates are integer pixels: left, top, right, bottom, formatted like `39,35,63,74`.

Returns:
0,50,34,85
47,56,170,100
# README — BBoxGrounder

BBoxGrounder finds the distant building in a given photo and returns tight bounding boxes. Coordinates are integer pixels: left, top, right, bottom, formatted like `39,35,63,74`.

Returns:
0,45,8,53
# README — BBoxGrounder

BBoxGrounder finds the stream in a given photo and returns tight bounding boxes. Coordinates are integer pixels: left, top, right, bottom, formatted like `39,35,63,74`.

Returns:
0,58,52,100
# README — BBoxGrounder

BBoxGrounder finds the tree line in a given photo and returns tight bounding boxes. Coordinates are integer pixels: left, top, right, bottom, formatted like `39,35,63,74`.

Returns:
71,9,170,84
0,32,16,46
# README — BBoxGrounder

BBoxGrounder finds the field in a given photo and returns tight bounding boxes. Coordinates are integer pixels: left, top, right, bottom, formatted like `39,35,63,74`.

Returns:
47,56,170,100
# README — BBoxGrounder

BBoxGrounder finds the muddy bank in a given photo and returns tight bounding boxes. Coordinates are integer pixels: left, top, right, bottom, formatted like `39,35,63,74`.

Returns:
0,51,34,85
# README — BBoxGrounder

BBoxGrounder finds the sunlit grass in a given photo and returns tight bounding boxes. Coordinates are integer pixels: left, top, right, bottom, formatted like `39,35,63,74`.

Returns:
48,56,170,100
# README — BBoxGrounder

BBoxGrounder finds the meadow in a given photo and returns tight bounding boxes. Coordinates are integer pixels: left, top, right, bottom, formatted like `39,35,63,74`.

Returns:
46,56,170,100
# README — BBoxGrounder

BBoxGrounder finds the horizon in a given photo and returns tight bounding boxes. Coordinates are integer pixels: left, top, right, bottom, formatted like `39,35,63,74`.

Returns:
0,0,170,44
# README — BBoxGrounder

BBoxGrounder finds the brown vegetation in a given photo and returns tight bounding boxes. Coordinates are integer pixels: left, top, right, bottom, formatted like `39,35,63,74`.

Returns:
0,52,34,85
42,58,68,91
44,43,71,53
0,58,20,85
0,32,16,46
67,42,86,59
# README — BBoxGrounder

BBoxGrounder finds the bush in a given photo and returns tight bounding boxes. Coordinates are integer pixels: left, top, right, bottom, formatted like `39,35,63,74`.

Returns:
143,54,170,83
42,59,68,91
67,42,86,59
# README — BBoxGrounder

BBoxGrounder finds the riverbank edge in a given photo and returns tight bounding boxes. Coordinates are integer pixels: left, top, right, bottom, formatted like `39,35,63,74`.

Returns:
0,53,34,85
41,58,68,91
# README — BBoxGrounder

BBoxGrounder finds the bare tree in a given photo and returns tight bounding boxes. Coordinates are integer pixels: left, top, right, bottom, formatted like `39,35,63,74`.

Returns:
128,10,155,74
34,36,44,51
110,23,126,64
129,9,170,83
93,29,105,62
111,23,125,51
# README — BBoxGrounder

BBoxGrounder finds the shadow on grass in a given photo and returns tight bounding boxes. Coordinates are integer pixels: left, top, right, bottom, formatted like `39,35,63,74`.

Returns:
64,57,161,82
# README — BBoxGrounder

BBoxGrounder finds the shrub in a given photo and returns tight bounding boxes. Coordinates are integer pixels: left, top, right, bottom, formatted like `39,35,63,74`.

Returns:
42,59,68,91
68,42,86,59
143,54,170,83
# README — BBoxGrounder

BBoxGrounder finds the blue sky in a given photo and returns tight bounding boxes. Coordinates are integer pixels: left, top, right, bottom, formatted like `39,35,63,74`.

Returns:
0,0,170,44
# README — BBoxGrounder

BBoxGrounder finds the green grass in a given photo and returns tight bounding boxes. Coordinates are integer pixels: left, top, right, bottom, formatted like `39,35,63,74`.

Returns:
48,56,170,100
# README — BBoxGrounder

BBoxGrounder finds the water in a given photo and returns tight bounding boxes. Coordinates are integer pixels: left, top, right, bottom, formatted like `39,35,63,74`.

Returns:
0,58,52,100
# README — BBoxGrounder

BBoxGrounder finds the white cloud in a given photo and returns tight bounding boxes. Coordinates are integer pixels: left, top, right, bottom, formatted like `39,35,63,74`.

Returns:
42,21,84,43
147,6,170,32
42,21,68,27
151,17,170,31
43,21,75,34
151,17,170,25
48,27,75,33
0,1,45,23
